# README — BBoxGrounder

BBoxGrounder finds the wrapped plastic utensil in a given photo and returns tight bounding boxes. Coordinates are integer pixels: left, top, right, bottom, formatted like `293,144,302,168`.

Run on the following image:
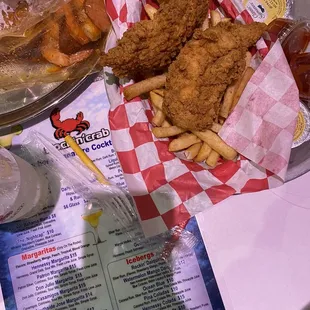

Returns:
22,130,137,230
19,130,195,261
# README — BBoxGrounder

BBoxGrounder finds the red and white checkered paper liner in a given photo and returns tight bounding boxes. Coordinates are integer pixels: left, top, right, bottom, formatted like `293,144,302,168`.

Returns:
219,40,299,180
105,0,299,237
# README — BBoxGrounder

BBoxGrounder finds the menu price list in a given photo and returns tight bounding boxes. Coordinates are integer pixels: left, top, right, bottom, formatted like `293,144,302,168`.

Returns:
108,251,212,310
12,210,61,253
8,233,113,310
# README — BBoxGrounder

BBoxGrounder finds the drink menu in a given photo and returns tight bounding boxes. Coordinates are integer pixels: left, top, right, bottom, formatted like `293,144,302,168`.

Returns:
0,78,224,310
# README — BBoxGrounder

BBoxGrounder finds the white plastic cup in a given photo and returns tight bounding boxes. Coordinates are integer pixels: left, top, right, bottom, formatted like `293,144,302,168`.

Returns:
0,148,49,223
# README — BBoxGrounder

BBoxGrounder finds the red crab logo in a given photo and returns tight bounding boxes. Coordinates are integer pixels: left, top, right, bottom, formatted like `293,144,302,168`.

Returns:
50,108,90,140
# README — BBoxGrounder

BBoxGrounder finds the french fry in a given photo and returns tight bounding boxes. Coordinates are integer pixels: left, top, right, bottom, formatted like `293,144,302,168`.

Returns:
185,143,202,160
206,150,220,168
210,11,221,27
124,74,166,100
220,52,253,119
245,51,252,67
211,122,222,133
162,120,171,128
202,17,210,31
144,4,157,20
221,17,231,23
150,91,164,110
231,67,255,112
153,126,186,138
152,89,165,97
152,110,166,126
193,130,237,160
169,133,201,152
219,82,237,119
194,142,212,162
65,136,110,185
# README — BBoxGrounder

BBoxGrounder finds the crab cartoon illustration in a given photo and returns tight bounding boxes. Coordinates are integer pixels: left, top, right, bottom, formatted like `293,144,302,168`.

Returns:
50,108,90,140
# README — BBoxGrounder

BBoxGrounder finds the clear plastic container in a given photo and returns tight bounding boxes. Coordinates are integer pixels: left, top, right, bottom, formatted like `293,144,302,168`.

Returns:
268,18,310,104
0,148,49,223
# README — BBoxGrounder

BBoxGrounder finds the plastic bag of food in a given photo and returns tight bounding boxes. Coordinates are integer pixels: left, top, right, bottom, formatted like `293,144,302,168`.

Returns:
0,0,111,90
0,0,67,39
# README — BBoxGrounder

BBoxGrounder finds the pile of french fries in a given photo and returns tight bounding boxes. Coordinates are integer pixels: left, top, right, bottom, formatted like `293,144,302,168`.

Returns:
123,9,255,168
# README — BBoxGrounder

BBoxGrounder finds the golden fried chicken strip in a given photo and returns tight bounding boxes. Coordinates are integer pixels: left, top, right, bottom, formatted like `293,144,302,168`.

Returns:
163,22,267,131
100,0,209,78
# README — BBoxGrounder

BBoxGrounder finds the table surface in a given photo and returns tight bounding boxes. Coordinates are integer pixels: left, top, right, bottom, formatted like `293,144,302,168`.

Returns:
0,2,309,307
197,171,310,310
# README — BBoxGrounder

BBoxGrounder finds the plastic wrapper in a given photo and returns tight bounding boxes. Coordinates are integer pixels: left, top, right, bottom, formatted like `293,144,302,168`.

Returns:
160,222,198,265
0,0,111,90
129,221,199,263
19,130,137,233
16,130,192,261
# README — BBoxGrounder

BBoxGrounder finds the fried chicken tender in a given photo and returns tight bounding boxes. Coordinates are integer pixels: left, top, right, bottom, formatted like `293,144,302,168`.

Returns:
100,0,209,78
163,22,267,131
